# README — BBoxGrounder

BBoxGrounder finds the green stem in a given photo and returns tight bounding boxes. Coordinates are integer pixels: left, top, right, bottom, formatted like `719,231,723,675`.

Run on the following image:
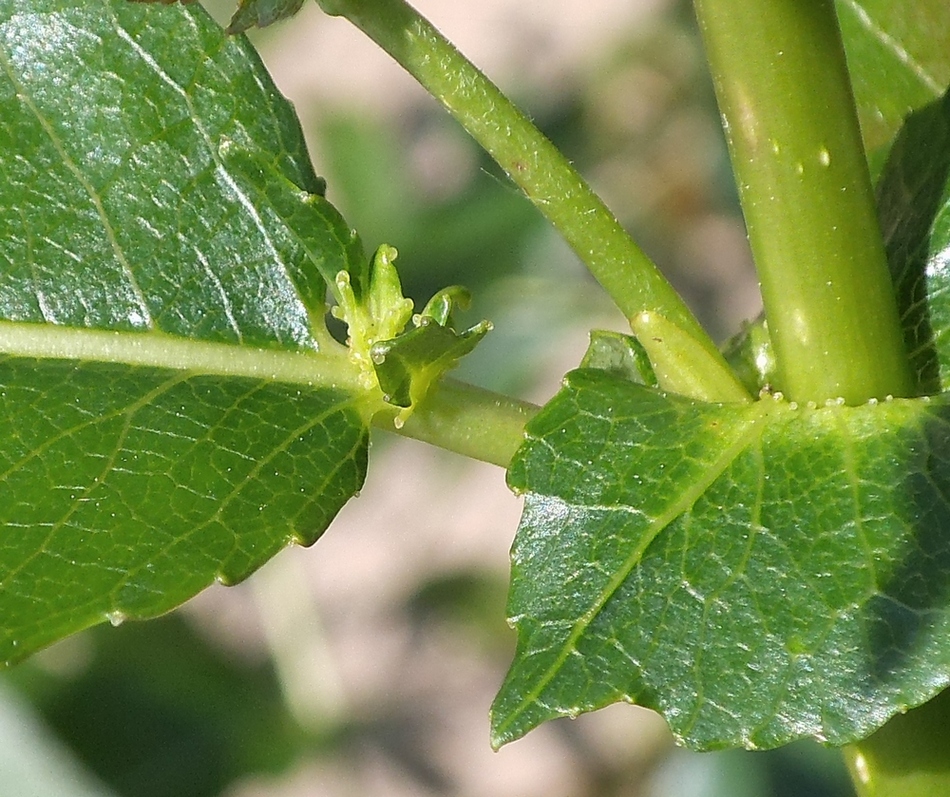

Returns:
693,0,914,404
844,689,950,797
315,0,748,402
373,378,539,468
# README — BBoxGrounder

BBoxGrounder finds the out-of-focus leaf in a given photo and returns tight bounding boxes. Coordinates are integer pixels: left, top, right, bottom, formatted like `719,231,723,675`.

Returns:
17,615,309,797
0,0,371,663
836,0,950,155
0,682,118,797
494,369,950,751
226,0,304,34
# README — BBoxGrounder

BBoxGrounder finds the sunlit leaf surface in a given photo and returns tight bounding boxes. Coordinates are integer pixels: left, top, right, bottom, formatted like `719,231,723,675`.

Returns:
493,9,950,752
494,370,950,751
0,0,369,662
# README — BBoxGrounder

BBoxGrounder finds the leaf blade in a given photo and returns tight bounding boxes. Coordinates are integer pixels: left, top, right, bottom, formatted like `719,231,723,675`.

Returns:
836,0,950,155
0,0,328,346
0,359,368,663
494,370,950,751
0,0,374,663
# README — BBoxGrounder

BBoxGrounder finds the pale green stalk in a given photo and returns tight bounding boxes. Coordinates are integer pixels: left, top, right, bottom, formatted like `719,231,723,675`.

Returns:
315,0,749,402
379,378,538,468
693,0,915,404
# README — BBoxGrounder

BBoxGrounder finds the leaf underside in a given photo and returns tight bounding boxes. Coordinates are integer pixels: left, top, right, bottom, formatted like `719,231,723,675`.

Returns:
0,359,367,660
0,0,369,663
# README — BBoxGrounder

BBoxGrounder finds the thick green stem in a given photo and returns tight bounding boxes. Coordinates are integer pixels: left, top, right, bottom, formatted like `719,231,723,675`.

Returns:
373,378,538,467
316,0,749,403
693,0,914,404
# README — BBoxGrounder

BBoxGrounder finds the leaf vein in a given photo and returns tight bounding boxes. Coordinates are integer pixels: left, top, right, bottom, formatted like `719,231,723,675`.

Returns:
837,0,943,94
500,401,774,735
0,35,154,329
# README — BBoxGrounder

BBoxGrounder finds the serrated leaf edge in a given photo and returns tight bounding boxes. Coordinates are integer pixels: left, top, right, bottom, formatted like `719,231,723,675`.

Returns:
492,394,787,746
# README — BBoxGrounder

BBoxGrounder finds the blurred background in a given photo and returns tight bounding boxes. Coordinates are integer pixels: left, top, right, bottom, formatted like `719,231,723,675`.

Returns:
2,0,856,795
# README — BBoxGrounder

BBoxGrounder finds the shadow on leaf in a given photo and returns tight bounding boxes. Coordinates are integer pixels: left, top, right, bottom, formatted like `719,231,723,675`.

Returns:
868,404,950,684
877,89,950,394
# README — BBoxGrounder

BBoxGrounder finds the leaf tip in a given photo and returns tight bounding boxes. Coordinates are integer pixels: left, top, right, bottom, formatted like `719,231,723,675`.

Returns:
488,708,524,751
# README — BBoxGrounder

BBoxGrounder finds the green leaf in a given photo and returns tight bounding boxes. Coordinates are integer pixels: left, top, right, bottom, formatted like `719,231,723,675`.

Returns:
494,369,950,751
0,0,372,663
226,0,305,34
721,317,776,397
580,330,658,387
836,0,950,156
373,318,491,414
219,141,366,307
876,88,950,395
371,284,490,419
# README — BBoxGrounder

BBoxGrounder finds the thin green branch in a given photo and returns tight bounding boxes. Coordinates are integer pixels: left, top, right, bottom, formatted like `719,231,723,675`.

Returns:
315,0,749,402
374,378,539,468
693,0,915,404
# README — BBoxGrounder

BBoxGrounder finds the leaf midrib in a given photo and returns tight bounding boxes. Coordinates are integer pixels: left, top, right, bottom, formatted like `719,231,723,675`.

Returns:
494,397,782,743
0,320,366,393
